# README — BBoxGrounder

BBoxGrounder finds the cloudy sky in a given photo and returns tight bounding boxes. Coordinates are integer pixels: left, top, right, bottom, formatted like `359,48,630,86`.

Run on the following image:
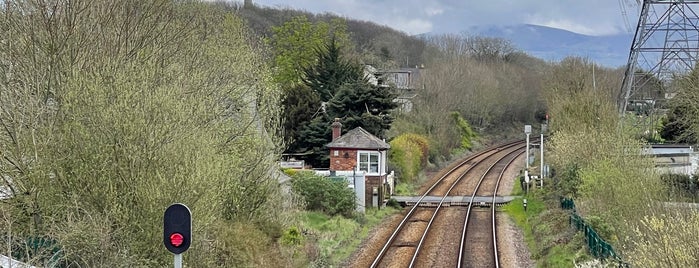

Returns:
249,0,641,36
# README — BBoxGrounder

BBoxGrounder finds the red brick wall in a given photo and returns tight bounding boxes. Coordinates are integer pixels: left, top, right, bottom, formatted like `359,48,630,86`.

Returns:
329,149,357,171
365,175,386,208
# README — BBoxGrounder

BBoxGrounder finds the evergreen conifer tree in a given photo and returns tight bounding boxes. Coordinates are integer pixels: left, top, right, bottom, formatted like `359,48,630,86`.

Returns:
326,81,398,138
293,37,398,167
303,37,363,101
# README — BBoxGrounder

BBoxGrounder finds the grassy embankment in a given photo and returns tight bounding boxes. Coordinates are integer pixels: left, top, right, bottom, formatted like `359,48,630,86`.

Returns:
503,177,590,267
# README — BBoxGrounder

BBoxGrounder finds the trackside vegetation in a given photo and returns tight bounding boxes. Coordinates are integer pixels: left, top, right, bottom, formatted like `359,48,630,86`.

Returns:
5,1,699,267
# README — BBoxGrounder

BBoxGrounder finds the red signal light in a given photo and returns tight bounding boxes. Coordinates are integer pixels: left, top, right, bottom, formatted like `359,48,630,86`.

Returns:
170,233,184,247
163,203,191,254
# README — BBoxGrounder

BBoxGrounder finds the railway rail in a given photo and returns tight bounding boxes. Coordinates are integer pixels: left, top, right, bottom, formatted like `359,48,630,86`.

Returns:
369,140,528,267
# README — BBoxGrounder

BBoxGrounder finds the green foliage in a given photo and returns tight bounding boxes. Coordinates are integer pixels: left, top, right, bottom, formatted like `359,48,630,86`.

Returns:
0,1,292,266
293,41,398,167
544,63,662,234
281,226,304,246
504,195,588,266
394,181,416,195
297,208,399,267
660,173,699,200
538,56,699,267
326,81,399,137
208,220,287,267
450,112,478,150
543,57,619,135
660,101,698,144
554,163,582,198
282,84,322,151
303,37,363,102
584,216,617,243
290,172,356,217
628,212,699,267
389,133,429,182
269,16,351,86
658,64,699,144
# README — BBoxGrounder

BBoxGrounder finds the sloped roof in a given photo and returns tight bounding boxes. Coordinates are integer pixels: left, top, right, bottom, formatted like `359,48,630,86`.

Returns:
326,127,390,150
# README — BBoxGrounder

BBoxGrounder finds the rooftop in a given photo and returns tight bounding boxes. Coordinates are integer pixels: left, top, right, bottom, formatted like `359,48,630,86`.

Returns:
326,127,390,150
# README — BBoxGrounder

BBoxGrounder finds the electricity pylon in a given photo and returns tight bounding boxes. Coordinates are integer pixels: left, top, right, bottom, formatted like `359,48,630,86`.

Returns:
619,0,699,135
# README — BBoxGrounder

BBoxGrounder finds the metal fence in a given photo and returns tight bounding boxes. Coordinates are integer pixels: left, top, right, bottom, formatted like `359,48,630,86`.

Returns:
560,197,629,267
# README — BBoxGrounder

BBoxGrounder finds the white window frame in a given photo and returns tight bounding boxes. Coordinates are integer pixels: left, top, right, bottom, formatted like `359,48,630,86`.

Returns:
358,151,380,174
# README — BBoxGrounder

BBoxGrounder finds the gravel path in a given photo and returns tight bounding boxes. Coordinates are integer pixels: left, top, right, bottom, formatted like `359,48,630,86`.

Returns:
495,154,535,268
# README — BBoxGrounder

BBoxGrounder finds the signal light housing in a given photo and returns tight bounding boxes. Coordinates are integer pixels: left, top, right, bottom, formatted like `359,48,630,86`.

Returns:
163,204,191,254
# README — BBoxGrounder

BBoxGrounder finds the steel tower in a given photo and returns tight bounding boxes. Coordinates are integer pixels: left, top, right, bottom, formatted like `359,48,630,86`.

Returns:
619,1,699,122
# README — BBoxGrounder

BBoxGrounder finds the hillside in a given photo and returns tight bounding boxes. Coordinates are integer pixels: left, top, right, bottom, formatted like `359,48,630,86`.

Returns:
235,1,633,69
235,3,428,68
465,24,634,68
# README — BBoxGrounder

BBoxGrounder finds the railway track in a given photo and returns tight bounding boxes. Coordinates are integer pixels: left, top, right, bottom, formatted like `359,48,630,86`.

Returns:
368,141,527,268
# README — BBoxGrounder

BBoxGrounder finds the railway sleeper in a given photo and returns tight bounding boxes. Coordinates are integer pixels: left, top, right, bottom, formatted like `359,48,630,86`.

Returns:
393,241,418,247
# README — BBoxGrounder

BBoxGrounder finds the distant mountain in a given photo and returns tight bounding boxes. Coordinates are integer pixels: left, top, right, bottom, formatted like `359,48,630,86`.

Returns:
464,24,634,68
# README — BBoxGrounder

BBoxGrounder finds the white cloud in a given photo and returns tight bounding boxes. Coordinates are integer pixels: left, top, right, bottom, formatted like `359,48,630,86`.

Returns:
530,19,600,36
425,7,444,17
251,0,632,36
399,19,433,34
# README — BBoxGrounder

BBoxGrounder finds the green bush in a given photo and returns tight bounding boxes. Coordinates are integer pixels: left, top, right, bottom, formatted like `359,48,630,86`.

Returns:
281,226,303,246
661,173,698,197
554,163,582,198
389,133,429,182
394,182,415,195
585,215,617,243
386,198,401,209
291,172,356,217
450,112,477,150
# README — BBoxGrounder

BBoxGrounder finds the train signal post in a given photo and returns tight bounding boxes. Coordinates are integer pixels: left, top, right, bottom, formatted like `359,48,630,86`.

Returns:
524,125,531,170
164,203,192,268
540,124,546,188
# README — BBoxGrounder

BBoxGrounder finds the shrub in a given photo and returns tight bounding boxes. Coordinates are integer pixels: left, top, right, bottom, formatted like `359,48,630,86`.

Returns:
661,173,698,197
281,226,303,246
450,112,477,150
291,172,356,217
386,198,401,209
389,133,429,182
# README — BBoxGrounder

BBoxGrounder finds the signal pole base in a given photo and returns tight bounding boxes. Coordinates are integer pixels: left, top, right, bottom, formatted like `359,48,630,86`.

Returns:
174,254,182,268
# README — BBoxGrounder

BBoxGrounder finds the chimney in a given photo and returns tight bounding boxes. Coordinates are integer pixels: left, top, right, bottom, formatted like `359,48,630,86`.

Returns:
331,118,342,141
